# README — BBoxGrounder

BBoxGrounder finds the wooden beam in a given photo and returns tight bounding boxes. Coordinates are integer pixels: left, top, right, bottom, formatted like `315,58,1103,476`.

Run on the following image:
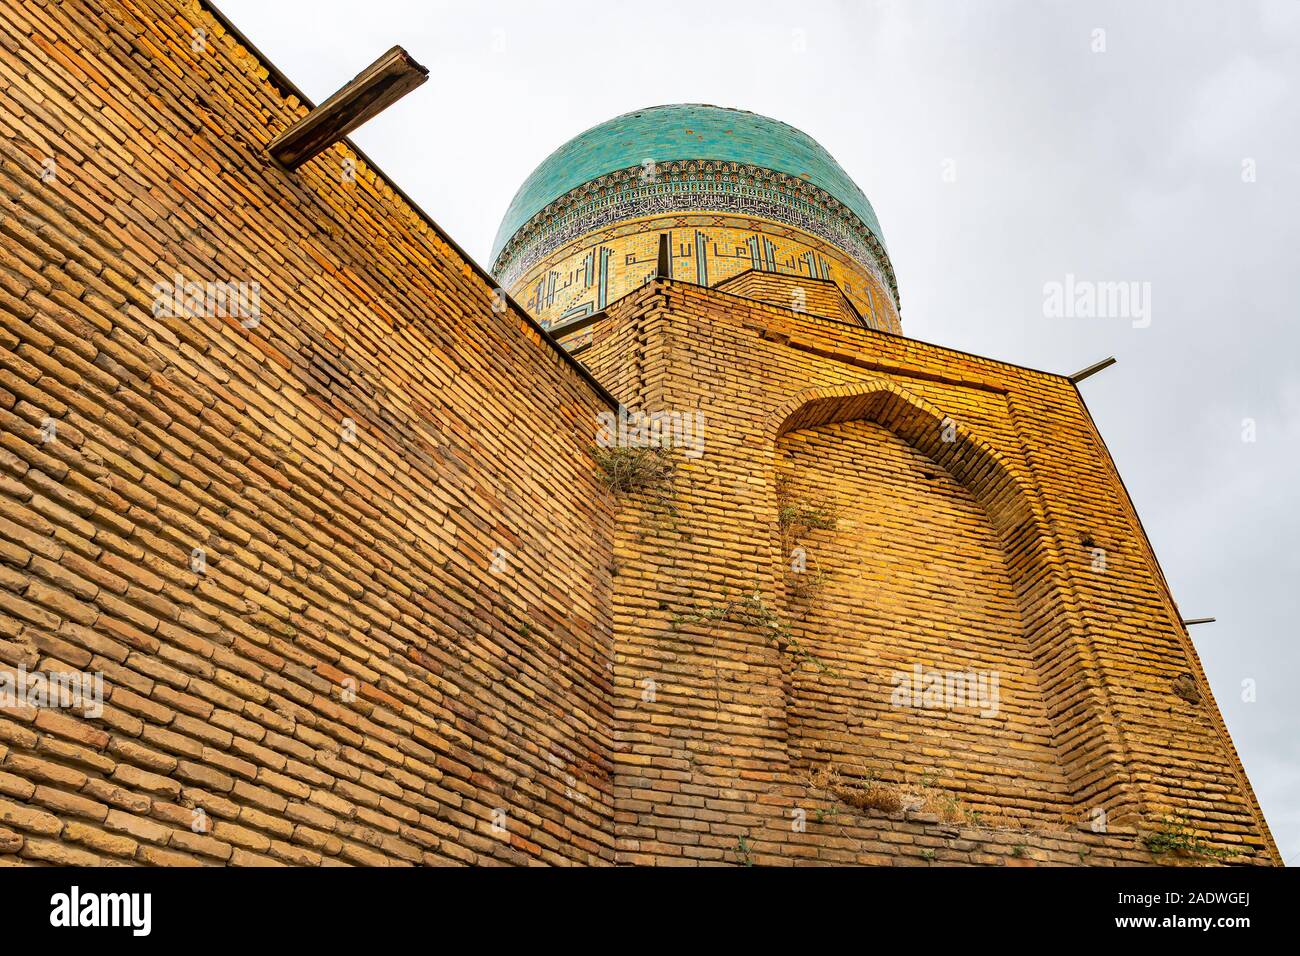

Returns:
268,46,428,170
1182,617,1217,626
1068,356,1116,384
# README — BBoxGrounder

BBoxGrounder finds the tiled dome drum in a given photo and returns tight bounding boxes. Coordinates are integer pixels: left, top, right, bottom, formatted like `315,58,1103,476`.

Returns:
491,105,900,332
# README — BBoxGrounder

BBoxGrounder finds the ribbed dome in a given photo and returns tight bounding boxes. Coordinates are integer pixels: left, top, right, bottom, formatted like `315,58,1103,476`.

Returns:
491,104,886,266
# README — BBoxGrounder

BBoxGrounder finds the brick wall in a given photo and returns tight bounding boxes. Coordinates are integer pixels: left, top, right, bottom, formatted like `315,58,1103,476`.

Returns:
0,0,1279,868
0,0,616,866
715,271,866,327
573,279,1279,866
780,419,1075,825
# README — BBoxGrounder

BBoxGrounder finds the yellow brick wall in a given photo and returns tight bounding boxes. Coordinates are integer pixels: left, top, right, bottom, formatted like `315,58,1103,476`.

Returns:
716,271,865,326
0,0,616,866
572,279,1279,866
0,0,1278,868
780,420,1074,826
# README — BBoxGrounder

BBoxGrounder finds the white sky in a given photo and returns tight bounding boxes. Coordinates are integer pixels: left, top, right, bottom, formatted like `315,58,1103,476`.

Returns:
217,0,1300,864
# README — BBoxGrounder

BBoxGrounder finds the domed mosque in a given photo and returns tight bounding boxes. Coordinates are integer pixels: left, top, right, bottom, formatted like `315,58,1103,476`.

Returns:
480,105,1278,869
491,104,900,333
0,5,1280,874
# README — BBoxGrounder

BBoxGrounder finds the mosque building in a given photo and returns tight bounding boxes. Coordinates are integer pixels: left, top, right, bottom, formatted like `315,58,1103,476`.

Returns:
0,1,1278,867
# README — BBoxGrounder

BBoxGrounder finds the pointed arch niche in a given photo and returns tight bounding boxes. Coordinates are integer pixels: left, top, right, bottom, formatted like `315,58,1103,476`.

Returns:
770,381,1122,825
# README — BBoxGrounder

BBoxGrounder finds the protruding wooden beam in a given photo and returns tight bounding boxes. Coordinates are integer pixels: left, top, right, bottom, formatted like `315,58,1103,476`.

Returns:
1182,617,1217,626
1069,356,1117,384
268,46,428,170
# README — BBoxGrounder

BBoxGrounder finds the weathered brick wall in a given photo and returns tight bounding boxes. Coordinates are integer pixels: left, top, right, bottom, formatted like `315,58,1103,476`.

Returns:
573,279,1279,866
779,420,1075,825
0,0,616,865
0,0,1278,868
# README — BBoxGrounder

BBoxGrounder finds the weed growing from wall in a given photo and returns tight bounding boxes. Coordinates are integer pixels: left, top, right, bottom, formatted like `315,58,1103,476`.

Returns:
592,444,675,495
1144,813,1238,862
673,590,831,674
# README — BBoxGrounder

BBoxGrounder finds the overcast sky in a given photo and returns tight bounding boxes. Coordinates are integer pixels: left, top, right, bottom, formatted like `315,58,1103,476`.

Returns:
217,0,1300,863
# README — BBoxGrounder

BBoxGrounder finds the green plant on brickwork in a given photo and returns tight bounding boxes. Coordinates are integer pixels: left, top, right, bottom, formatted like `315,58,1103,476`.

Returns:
1012,843,1028,858
672,589,831,674
921,848,936,863
735,835,754,867
1143,813,1237,862
592,444,675,495
778,501,839,534
940,796,962,823
785,563,828,608
776,475,838,616
775,475,840,538
813,805,841,825
593,445,680,538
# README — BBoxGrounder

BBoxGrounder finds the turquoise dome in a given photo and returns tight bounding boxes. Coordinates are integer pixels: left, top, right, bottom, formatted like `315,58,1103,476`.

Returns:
490,104,886,265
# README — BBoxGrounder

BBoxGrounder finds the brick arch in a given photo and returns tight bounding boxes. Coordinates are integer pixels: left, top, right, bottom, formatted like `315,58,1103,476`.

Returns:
771,380,1036,543
769,380,1141,820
